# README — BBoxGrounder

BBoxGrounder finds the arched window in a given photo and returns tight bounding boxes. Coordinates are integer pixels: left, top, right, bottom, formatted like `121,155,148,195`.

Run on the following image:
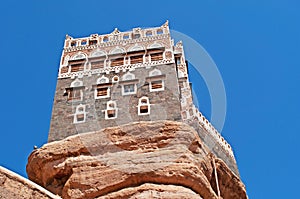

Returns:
146,30,152,37
157,29,163,35
74,104,86,123
65,79,84,101
121,72,137,95
148,69,165,92
95,76,110,99
103,36,109,42
69,53,86,72
138,97,150,115
105,101,117,119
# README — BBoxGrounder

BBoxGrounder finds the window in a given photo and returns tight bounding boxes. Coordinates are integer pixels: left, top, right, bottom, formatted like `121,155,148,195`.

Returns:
146,30,152,37
74,105,86,123
103,36,109,42
60,66,69,74
70,64,84,72
122,84,136,95
123,34,129,40
130,55,143,64
66,79,84,101
110,57,124,67
148,69,165,92
91,60,104,69
150,53,163,61
151,80,163,90
138,97,150,115
89,40,97,45
71,41,77,47
133,34,140,39
157,29,163,35
81,40,87,45
96,87,108,97
121,72,137,95
94,76,110,99
105,101,117,119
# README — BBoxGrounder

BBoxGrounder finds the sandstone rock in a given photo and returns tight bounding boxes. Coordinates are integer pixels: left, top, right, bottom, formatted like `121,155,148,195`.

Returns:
27,121,247,199
0,166,60,199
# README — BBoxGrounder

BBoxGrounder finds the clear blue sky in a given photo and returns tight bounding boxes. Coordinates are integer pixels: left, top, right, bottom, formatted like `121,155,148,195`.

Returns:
1,1,299,198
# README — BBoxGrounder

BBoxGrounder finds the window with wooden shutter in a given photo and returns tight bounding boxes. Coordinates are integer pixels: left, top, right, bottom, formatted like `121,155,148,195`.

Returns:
91,60,104,69
67,88,82,101
150,53,163,61
130,55,143,64
70,64,84,72
97,87,108,97
110,57,124,67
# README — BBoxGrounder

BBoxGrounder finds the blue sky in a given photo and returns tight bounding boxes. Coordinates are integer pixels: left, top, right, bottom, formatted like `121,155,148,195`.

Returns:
1,1,299,198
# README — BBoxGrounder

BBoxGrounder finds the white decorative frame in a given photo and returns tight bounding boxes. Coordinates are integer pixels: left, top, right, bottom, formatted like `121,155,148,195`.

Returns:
94,76,110,99
138,96,150,115
149,69,165,92
105,101,118,119
73,104,86,123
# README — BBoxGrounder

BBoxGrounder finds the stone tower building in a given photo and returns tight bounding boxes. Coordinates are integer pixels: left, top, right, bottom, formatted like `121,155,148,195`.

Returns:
48,21,239,176
24,21,247,199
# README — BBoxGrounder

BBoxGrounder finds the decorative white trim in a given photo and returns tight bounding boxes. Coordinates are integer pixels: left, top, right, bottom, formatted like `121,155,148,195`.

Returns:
73,104,86,124
97,76,109,84
122,72,135,81
149,69,162,77
70,79,83,87
105,100,118,119
90,50,106,57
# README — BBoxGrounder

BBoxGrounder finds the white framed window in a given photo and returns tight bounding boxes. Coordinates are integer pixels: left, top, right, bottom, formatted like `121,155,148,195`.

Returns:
105,101,117,119
121,72,137,95
66,79,84,101
74,104,86,123
95,76,110,99
122,83,136,95
138,97,150,115
149,69,165,92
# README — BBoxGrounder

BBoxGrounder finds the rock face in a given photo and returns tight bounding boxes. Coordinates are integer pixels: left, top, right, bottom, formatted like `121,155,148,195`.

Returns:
27,121,247,199
0,166,60,199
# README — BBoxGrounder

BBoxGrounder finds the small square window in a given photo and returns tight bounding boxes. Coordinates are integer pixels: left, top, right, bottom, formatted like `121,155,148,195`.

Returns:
123,84,136,95
150,80,164,92
97,87,108,97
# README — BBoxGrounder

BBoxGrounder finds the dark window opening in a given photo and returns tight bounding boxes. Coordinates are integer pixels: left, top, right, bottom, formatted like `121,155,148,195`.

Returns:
140,105,149,114
81,40,87,45
89,40,97,45
76,114,85,122
133,34,140,39
71,41,77,47
107,109,116,118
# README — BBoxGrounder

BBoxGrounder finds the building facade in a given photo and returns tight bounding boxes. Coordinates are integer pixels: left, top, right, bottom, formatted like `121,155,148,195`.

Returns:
48,21,239,175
